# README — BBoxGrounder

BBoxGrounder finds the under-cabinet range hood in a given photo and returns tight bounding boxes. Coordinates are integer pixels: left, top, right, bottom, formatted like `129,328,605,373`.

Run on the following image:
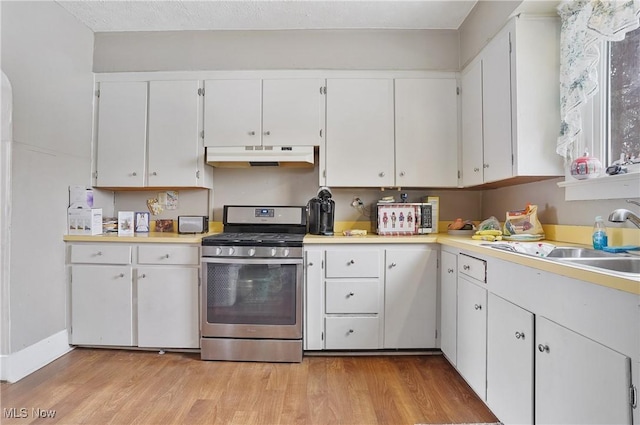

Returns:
206,146,315,168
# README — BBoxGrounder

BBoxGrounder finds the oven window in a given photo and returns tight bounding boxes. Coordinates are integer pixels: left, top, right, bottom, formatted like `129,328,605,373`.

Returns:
205,263,297,325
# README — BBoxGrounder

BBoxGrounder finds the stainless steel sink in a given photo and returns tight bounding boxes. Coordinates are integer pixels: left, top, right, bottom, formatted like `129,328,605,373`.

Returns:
546,247,623,258
553,257,640,275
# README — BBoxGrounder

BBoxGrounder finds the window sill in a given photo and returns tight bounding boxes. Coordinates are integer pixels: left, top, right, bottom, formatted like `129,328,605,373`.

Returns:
558,169,640,201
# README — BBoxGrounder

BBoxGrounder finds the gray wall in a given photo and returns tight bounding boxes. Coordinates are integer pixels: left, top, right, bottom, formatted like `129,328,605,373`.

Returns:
1,1,94,352
94,29,460,72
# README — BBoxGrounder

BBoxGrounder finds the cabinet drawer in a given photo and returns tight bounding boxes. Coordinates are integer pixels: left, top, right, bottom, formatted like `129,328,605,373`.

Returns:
459,253,486,283
325,250,380,278
137,245,199,265
70,244,132,265
325,317,380,349
325,281,380,314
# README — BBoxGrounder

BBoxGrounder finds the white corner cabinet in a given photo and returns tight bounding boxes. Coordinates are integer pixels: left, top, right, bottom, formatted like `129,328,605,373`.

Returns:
324,76,458,188
460,16,563,187
68,243,200,350
304,244,438,351
440,246,638,425
93,79,212,189
203,78,324,148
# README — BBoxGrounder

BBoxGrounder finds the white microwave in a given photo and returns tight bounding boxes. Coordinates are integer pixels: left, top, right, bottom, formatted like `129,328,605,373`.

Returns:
374,203,436,235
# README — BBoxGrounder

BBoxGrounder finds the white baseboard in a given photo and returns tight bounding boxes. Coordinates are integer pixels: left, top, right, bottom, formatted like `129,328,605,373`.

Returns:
0,329,72,383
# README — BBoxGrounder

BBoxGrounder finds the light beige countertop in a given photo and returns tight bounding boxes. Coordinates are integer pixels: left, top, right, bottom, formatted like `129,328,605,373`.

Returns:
64,230,639,295
63,231,218,244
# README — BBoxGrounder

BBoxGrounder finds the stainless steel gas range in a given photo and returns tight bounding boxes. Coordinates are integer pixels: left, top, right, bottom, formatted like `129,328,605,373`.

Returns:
200,205,306,362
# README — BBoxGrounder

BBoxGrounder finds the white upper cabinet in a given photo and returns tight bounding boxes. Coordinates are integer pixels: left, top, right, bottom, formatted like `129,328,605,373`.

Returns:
204,79,261,147
262,79,324,146
395,78,459,187
460,16,563,187
147,80,203,187
204,78,323,147
461,61,485,187
325,78,395,187
481,29,513,183
94,80,210,189
95,81,148,187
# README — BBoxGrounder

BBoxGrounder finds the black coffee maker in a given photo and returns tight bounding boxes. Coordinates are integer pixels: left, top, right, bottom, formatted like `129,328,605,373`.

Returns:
308,187,335,236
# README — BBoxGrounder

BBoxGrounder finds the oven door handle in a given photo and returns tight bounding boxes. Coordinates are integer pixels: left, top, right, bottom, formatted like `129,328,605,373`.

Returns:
201,257,303,265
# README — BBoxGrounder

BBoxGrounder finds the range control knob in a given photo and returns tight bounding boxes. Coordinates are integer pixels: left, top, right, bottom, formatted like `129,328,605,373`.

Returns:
247,248,256,257
227,247,235,256
271,248,277,257
283,248,290,257
215,247,222,256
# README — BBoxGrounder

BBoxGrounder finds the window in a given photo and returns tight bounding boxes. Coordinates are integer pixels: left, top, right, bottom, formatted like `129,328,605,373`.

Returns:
606,27,640,166
559,27,639,200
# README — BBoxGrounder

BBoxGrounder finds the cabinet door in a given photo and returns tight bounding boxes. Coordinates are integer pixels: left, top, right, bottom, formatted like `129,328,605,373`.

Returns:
461,61,484,187
304,249,324,350
137,267,199,348
147,81,201,187
395,79,458,187
482,29,513,183
262,79,323,147
440,250,457,364
71,265,134,346
457,276,487,400
487,293,534,425
204,79,261,147
325,79,394,187
536,316,632,425
384,247,437,349
95,81,147,187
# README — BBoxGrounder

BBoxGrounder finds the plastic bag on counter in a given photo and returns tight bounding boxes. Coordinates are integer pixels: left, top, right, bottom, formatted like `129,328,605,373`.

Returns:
477,216,501,231
503,204,544,238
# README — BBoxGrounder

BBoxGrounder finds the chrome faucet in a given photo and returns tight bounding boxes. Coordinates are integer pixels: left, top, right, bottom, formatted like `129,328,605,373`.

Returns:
608,200,640,229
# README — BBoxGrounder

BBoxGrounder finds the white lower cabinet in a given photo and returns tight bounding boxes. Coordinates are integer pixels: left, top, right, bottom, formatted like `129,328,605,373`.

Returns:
439,250,457,364
69,242,200,350
486,293,534,425
384,247,437,349
442,249,638,425
137,267,199,348
535,316,632,425
325,317,380,349
304,244,438,351
71,265,135,346
456,275,487,400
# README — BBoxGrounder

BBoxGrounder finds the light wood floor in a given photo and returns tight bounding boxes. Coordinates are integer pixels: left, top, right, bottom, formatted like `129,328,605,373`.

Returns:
1,348,498,425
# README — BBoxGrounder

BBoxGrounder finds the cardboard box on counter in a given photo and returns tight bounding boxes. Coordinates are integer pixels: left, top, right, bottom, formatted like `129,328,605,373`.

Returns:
68,208,102,235
69,186,93,209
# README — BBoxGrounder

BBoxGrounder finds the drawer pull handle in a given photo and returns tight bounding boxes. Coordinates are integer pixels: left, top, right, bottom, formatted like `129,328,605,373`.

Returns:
348,329,354,334
163,254,170,259
390,262,397,268
538,344,550,353
463,265,470,270
347,292,355,298
118,273,125,278
139,273,146,279
474,304,482,310
96,251,103,256
348,259,355,265
515,331,525,340
447,268,454,273
308,262,314,266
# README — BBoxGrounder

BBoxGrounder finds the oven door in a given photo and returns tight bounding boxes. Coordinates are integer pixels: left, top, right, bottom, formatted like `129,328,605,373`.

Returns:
201,257,303,339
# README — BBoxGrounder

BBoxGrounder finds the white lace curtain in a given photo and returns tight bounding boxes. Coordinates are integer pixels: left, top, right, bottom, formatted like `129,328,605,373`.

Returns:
556,0,640,161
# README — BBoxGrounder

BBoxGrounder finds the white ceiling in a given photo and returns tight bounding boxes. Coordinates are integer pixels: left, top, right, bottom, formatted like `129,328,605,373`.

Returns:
55,0,479,32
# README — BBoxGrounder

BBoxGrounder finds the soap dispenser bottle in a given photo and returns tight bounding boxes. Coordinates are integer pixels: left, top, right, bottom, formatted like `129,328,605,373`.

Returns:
592,216,608,250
